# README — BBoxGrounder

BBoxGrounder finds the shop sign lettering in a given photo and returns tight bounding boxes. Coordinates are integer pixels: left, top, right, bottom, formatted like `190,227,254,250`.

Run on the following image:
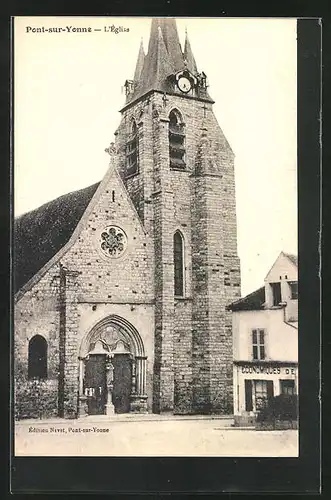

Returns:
241,365,296,375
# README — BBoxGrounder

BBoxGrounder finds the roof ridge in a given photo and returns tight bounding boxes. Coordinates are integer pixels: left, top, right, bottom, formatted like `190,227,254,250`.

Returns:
227,285,265,312
230,285,265,306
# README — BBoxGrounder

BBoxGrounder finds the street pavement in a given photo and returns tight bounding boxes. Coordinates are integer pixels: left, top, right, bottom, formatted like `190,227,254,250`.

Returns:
14,417,298,457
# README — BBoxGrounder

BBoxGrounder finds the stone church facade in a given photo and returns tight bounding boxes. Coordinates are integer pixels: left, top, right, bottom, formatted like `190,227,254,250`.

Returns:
14,18,241,419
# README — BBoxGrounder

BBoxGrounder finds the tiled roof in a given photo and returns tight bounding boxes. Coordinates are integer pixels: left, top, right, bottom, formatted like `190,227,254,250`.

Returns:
284,253,298,267
227,286,265,312
14,182,100,293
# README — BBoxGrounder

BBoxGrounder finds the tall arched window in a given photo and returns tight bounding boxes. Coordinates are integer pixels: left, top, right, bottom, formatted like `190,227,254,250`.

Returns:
169,110,186,170
174,231,185,297
28,335,48,379
126,120,139,177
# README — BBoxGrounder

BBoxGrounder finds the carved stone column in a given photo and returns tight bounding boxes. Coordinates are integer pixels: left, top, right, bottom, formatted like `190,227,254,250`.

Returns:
105,357,115,416
78,357,88,417
130,356,148,413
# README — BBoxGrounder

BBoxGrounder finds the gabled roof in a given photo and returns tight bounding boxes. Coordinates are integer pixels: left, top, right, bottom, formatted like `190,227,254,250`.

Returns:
228,251,298,312
264,251,298,282
14,182,100,293
227,286,265,312
283,253,298,267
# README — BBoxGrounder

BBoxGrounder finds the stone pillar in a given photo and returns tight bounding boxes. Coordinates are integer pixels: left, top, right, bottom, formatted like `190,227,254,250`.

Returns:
142,357,147,395
78,357,88,417
135,356,147,395
79,358,84,395
152,97,175,413
105,357,115,415
190,121,240,415
58,264,80,419
130,356,148,413
105,385,115,415
131,358,136,395
138,103,155,231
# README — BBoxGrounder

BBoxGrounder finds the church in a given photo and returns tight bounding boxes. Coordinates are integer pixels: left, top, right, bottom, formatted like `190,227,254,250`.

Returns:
14,18,241,419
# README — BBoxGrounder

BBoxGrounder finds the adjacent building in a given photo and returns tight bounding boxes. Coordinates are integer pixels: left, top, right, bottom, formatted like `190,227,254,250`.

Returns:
228,252,298,426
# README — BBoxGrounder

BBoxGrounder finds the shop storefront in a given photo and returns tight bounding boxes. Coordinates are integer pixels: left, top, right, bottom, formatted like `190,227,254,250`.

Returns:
233,361,298,416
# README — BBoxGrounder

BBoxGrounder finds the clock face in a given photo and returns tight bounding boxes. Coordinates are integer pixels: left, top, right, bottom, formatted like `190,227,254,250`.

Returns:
177,76,192,93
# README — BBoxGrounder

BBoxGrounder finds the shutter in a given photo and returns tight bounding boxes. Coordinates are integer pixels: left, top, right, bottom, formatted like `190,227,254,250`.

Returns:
259,329,264,344
252,329,257,344
267,380,274,400
245,379,253,411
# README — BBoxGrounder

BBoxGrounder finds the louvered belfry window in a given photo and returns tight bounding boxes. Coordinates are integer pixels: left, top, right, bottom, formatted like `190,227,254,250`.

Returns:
126,120,139,177
174,231,184,297
169,110,186,170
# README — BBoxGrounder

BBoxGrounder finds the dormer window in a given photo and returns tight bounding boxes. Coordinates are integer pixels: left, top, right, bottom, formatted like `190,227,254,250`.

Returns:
169,110,186,170
289,281,298,300
126,120,139,177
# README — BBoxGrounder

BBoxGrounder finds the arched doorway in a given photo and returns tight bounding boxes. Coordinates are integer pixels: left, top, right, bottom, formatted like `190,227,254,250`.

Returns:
78,315,147,416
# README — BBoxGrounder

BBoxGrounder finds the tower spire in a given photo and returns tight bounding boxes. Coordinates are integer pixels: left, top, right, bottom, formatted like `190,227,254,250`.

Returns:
151,17,185,73
133,38,145,82
154,26,175,82
125,18,186,104
184,30,198,74
122,17,214,109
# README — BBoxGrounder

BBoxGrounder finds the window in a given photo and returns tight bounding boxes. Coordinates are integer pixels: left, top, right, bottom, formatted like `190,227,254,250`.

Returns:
126,120,139,177
245,379,273,411
289,281,298,300
280,379,295,395
254,380,273,410
270,282,282,306
245,379,253,411
28,335,47,379
252,329,265,360
169,110,186,170
174,231,184,297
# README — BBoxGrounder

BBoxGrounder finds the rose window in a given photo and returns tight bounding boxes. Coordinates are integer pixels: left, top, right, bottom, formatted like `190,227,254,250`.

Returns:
100,226,127,258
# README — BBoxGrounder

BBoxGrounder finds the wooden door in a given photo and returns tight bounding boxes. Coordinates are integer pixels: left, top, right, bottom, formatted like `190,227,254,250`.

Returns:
84,354,107,415
112,354,132,414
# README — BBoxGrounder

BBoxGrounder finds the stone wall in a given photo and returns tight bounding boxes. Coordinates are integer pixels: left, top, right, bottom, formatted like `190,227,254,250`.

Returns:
15,86,241,418
173,300,193,414
60,166,154,305
117,90,241,415
14,161,156,419
14,265,61,419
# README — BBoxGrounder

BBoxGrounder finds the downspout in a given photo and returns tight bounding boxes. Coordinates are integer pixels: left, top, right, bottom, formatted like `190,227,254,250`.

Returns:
282,303,298,329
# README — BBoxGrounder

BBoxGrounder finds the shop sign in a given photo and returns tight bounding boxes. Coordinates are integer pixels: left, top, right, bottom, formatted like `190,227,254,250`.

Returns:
240,365,296,375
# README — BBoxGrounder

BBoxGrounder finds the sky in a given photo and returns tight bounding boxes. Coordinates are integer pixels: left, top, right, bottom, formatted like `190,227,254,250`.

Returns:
14,17,297,296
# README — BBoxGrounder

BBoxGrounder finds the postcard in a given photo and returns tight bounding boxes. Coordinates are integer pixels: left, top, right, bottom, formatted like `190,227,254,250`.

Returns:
13,16,299,459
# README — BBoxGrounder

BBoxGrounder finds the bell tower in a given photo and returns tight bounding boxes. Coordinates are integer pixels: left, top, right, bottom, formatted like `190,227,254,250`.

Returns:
114,18,241,414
